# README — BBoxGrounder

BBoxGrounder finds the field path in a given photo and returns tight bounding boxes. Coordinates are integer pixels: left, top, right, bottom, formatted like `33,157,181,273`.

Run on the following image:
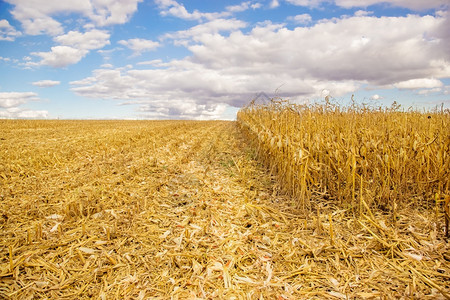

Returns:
1,120,449,299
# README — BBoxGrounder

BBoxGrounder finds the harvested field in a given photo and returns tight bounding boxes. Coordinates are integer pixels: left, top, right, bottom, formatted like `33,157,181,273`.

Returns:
0,120,449,299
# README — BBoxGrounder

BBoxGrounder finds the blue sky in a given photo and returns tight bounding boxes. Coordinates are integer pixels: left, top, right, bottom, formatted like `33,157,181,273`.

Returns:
0,0,449,119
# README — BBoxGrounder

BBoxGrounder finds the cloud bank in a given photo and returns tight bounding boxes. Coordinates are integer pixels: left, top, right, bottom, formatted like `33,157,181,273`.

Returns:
0,92,48,118
3,0,450,119
70,12,450,118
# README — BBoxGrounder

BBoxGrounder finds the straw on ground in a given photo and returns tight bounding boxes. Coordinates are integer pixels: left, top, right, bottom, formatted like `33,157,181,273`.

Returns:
0,119,449,299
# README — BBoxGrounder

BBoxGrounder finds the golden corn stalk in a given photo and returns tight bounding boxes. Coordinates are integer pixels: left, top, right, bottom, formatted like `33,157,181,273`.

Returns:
0,119,449,298
237,99,450,213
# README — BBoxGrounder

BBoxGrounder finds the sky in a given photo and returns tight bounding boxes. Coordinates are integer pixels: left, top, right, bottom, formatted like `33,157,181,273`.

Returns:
0,0,449,120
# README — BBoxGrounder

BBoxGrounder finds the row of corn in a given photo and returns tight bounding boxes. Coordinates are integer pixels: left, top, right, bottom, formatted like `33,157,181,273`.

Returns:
237,100,449,213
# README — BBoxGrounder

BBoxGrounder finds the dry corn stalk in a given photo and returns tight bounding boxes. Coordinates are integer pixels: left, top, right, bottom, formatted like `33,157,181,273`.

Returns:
237,99,450,214
445,195,450,238
0,119,449,298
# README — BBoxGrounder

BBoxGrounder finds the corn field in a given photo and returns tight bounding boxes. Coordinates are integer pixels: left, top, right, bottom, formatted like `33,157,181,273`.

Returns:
1,118,449,298
237,100,450,213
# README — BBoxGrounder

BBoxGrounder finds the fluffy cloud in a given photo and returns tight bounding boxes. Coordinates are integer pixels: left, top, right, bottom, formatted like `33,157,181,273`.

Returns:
287,14,313,24
417,88,442,95
0,92,48,118
155,0,221,21
118,38,160,56
162,18,247,45
6,1,118,68
32,80,61,87
155,0,256,21
30,46,88,68
135,100,228,120
100,63,114,68
6,0,88,35
69,66,234,119
394,78,444,89
186,15,450,86
6,0,142,35
0,19,21,41
54,29,110,50
26,29,110,68
226,2,261,12
0,107,49,119
69,12,450,119
88,0,143,26
0,92,38,108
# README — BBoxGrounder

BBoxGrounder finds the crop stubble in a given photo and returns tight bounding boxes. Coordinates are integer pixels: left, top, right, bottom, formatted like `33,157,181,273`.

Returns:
0,119,449,299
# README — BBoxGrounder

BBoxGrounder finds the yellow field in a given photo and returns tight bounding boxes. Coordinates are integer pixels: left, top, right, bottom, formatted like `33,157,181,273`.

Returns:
0,119,449,298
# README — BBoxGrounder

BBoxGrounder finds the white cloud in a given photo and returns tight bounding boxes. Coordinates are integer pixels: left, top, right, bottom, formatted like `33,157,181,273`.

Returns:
6,0,86,35
54,29,110,50
31,46,88,68
70,68,139,99
163,19,247,45
6,0,142,36
154,0,180,9
270,0,280,8
184,15,450,86
97,48,118,61
443,86,450,95
118,38,160,56
69,13,450,119
32,80,61,87
394,78,444,89
69,77,97,86
25,29,110,68
370,94,382,100
354,10,373,17
155,0,212,20
136,59,163,66
69,65,249,118
0,19,21,41
0,92,38,108
20,16,64,36
155,0,233,21
136,100,228,120
88,0,143,26
0,91,48,118
0,56,11,62
287,14,312,24
417,88,442,95
226,2,258,13
0,107,49,119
